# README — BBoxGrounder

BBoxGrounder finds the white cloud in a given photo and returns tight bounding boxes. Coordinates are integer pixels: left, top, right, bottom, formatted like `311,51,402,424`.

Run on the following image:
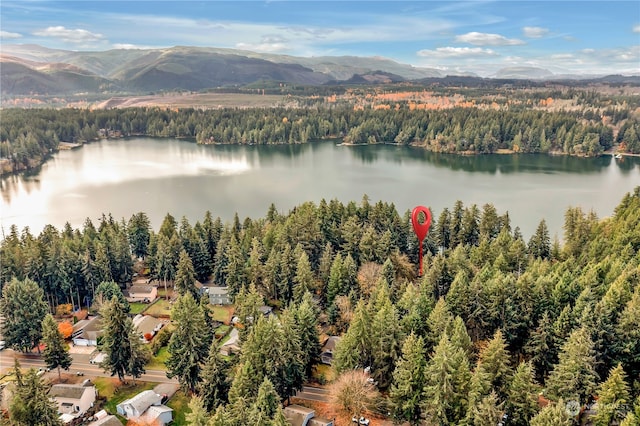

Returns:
0,30,22,39
633,25,640,33
417,47,498,58
523,26,549,38
455,32,525,46
236,42,289,53
33,26,104,43
112,43,154,50
551,53,574,59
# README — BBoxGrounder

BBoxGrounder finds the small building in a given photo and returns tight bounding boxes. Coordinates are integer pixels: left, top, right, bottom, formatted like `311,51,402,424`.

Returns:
71,316,103,346
206,286,232,305
284,404,334,426
320,336,341,365
284,404,315,426
49,383,96,420
116,390,173,425
87,412,121,426
141,404,174,426
125,285,158,303
259,305,273,316
132,314,165,342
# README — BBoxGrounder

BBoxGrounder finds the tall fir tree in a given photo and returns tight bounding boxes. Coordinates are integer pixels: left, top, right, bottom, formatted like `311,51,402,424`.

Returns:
166,293,210,392
422,333,471,425
99,296,148,383
546,327,599,406
506,362,540,425
0,277,49,352
9,361,62,426
593,364,631,426
41,314,72,380
197,340,230,411
529,400,572,426
174,248,198,299
389,332,427,425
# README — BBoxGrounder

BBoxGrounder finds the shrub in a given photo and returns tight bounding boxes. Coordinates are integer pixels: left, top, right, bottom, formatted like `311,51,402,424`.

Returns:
150,327,172,355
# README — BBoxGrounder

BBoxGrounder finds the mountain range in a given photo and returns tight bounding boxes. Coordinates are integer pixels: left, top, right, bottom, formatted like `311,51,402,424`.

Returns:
1,44,638,96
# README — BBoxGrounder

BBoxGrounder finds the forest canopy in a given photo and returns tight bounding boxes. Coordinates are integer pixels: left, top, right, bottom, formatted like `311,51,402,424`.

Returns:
1,188,639,425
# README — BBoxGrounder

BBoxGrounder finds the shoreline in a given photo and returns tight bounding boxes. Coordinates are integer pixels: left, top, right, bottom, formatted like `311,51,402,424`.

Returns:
2,137,639,178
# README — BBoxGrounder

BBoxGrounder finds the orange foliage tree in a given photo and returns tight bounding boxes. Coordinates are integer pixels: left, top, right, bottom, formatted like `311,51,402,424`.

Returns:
58,322,73,339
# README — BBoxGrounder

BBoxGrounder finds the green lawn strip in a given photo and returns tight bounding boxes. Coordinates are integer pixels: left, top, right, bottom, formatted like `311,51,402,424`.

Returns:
211,305,234,324
214,324,230,339
128,302,148,315
96,378,155,417
166,389,191,425
144,298,172,317
147,346,170,370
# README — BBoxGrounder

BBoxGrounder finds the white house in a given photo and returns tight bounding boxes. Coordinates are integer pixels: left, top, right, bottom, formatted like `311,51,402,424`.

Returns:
116,390,173,425
72,316,103,346
125,285,158,303
49,383,96,420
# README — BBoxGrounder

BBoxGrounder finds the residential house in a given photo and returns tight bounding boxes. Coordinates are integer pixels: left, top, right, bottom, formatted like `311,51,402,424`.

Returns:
132,314,165,342
320,336,341,365
116,390,173,425
71,316,103,346
284,404,334,426
87,415,121,426
88,410,122,426
125,285,158,303
49,383,97,420
206,285,232,305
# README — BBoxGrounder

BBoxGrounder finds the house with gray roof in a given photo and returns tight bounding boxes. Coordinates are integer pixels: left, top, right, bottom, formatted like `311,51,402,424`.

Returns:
49,383,96,420
71,316,103,346
116,389,173,425
205,285,232,305
283,404,334,426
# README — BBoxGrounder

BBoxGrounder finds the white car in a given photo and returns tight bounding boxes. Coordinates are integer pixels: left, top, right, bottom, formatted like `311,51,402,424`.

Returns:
0,341,5,351
351,417,370,425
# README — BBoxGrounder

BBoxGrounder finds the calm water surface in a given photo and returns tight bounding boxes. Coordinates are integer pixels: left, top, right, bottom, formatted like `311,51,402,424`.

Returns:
2,137,639,239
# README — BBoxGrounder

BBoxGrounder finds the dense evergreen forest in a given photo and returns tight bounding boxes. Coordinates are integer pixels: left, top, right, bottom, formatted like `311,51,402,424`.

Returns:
2,103,639,175
1,188,639,424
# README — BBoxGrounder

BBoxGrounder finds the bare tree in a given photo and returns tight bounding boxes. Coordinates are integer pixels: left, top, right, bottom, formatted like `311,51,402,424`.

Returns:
329,370,380,420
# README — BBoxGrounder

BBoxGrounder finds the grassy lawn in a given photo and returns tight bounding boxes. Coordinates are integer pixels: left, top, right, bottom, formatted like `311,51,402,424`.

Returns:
145,298,173,317
167,389,191,425
214,324,230,339
95,377,155,417
147,346,170,370
211,305,234,324
129,302,149,315
312,363,335,384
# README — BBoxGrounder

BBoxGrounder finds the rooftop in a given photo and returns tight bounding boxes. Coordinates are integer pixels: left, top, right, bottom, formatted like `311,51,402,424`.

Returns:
50,384,94,400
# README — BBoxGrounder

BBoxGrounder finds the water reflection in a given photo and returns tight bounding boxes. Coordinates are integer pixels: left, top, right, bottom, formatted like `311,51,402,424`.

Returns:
1,137,639,239
346,144,627,175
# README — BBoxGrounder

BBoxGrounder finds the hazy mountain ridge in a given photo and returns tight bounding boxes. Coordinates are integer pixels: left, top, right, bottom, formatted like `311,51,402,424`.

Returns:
1,44,638,96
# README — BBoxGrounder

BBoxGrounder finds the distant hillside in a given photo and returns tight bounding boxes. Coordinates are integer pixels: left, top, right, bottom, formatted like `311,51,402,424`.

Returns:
0,55,113,95
0,44,442,96
1,44,638,96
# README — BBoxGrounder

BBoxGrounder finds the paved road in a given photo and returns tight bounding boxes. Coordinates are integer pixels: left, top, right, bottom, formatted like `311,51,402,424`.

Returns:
0,349,178,384
295,385,330,402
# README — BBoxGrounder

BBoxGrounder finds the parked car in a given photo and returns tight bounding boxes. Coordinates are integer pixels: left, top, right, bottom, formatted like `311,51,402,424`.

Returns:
0,341,5,351
352,417,370,425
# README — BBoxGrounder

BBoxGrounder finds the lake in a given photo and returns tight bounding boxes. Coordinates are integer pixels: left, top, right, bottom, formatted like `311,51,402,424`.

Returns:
2,137,639,239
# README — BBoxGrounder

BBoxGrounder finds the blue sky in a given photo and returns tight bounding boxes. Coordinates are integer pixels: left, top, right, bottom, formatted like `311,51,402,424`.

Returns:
1,1,639,76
